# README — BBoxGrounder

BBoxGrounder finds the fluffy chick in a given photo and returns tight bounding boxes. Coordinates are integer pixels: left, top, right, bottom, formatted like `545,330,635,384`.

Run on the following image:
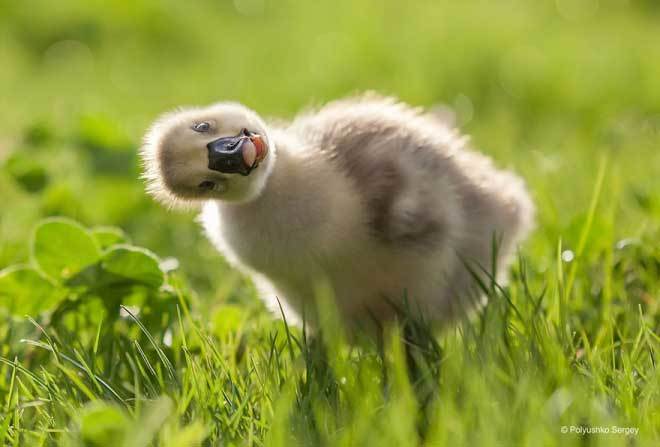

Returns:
141,94,534,329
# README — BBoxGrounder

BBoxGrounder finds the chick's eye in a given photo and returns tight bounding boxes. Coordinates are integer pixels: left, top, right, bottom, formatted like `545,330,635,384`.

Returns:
192,122,211,132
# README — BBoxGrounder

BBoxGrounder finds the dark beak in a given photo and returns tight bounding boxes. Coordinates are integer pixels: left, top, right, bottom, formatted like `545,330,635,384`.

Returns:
206,128,268,176
206,130,252,176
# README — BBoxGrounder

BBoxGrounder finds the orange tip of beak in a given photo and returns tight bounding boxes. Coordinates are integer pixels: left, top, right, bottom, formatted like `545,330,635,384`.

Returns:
251,135,267,162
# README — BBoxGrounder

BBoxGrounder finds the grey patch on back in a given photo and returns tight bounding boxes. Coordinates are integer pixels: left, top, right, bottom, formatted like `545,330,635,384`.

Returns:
289,94,453,249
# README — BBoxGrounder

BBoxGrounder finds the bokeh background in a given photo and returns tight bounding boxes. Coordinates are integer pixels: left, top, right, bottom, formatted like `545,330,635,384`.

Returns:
1,0,659,307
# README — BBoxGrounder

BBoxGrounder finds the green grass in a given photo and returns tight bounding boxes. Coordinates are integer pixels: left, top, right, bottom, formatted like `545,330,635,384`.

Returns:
0,0,659,445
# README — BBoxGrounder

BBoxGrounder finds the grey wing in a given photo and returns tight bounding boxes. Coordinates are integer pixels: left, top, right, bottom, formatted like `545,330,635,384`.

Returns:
296,95,456,248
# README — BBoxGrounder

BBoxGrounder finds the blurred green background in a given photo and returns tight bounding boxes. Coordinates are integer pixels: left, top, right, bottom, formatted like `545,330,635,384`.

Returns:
1,0,659,307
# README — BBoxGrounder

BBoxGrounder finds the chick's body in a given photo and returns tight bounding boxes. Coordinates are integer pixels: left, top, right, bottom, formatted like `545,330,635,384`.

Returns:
192,96,534,327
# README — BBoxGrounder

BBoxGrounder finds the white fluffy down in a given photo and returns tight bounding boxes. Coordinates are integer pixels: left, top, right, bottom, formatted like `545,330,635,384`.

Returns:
141,94,535,329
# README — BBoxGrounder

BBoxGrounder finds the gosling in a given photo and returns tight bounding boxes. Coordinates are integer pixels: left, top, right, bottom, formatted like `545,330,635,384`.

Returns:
141,94,534,329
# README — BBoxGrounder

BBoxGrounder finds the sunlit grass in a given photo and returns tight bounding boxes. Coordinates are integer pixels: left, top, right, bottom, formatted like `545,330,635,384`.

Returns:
0,0,659,445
